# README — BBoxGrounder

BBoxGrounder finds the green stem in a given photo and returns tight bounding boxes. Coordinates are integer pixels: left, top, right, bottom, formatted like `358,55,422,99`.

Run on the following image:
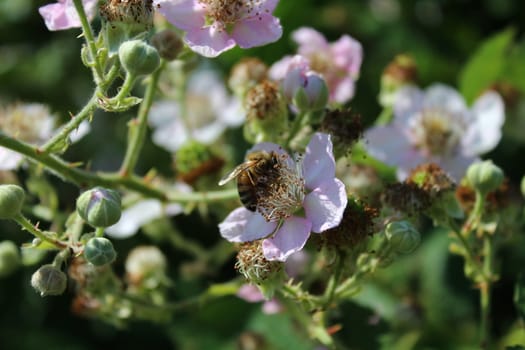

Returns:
480,234,493,348
120,61,165,176
323,251,345,307
95,227,105,237
0,133,238,203
285,111,308,147
13,213,67,249
72,0,104,82
167,226,207,259
112,73,138,102
41,89,99,153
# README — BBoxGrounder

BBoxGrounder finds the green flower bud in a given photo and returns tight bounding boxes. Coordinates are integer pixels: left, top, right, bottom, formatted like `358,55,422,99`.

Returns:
0,241,21,278
151,29,183,61
84,237,117,266
466,160,504,195
31,264,67,296
76,187,122,228
385,221,420,254
119,40,160,76
292,73,329,112
0,184,25,220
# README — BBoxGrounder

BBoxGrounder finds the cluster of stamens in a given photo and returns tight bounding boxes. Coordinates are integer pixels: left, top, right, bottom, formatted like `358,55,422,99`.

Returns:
198,0,264,24
411,108,466,156
99,0,154,26
0,103,53,143
255,152,305,222
235,241,282,283
244,80,282,120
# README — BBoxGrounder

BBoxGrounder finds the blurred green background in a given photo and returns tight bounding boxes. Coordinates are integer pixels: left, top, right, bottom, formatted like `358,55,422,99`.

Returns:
1,1,525,349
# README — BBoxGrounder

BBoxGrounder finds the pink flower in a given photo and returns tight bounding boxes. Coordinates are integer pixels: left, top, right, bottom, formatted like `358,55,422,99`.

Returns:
38,0,98,31
155,0,283,57
269,27,363,104
218,133,347,262
236,284,283,314
364,84,505,181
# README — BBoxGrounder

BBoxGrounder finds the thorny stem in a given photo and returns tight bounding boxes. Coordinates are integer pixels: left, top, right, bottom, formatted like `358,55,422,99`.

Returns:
480,233,493,348
0,133,238,203
120,61,166,177
13,213,67,249
323,250,345,308
41,89,99,153
72,0,104,82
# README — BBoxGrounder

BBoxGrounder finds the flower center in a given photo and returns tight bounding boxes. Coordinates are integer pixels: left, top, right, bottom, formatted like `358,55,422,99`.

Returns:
0,104,54,144
198,0,263,24
411,108,465,156
255,152,305,222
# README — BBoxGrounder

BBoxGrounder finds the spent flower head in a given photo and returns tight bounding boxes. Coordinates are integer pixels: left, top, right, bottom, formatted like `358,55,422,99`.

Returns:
155,0,283,57
365,84,505,181
219,133,347,261
270,27,363,104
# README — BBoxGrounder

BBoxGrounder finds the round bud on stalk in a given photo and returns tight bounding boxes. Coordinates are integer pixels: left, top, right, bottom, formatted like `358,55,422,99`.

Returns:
151,30,183,61
0,184,25,220
385,221,420,254
84,237,117,266
0,241,21,278
466,160,504,195
31,264,67,296
282,68,328,112
76,187,122,228
119,40,160,76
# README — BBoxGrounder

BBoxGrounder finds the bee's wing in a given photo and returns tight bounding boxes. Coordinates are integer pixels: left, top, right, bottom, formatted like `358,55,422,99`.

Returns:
218,161,257,186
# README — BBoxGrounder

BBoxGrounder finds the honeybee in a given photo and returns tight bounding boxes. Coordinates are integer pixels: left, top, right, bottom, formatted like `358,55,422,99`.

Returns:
219,150,280,211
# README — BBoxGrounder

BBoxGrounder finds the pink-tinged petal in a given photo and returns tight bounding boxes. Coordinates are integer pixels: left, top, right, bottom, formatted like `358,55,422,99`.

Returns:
155,0,205,30
219,207,277,243
364,125,427,180
331,76,356,104
303,132,336,190
262,299,283,314
423,84,468,115
184,26,236,57
39,0,97,31
237,284,265,302
262,216,312,261
393,85,424,125
438,153,480,182
303,178,347,233
284,251,310,278
292,27,328,55
268,56,294,81
259,0,280,13
461,91,505,156
331,35,363,77
232,14,282,49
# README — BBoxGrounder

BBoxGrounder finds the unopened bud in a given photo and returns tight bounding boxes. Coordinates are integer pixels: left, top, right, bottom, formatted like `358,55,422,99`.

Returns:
84,237,117,266
119,40,160,76
31,264,67,296
0,241,20,278
76,187,122,228
466,160,504,195
385,221,420,254
151,29,183,61
0,184,25,220
283,68,328,112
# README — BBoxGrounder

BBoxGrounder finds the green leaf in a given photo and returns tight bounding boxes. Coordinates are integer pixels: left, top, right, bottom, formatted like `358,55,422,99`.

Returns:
501,40,525,93
513,273,525,322
458,28,515,104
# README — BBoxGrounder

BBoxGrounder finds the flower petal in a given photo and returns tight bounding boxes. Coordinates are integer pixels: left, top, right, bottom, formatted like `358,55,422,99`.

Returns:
149,102,188,152
461,91,505,156
237,284,265,302
303,132,336,190
423,83,468,115
106,199,164,239
437,153,480,182
155,0,205,30
331,35,363,77
393,85,424,125
0,148,23,170
232,14,282,49
184,26,236,57
292,27,328,55
303,178,347,233
262,216,312,261
219,207,277,243
39,0,97,31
